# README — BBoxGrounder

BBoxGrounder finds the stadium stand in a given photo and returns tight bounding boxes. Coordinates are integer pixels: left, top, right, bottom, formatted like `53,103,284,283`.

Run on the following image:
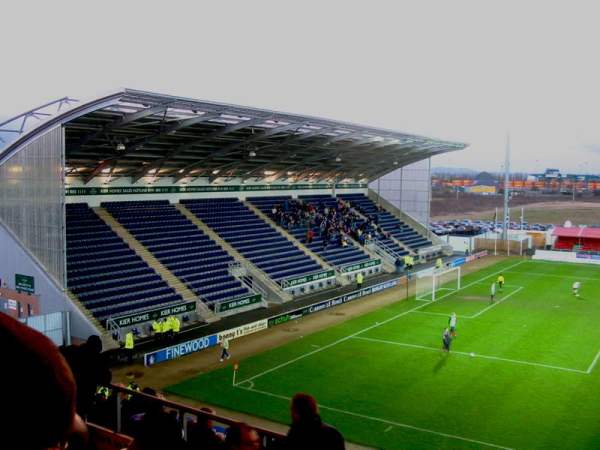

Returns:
338,193,432,251
181,198,325,284
66,203,183,321
102,200,254,307
553,226,600,252
248,195,374,269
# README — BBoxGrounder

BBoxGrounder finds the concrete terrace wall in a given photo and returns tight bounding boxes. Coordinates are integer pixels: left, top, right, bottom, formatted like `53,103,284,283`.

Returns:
65,176,368,206
0,221,99,339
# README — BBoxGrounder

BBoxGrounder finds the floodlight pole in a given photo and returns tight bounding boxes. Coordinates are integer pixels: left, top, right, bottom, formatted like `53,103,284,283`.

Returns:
520,207,524,256
503,133,510,253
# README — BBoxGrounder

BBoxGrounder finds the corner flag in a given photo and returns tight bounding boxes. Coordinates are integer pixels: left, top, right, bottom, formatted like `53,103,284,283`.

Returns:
232,362,239,386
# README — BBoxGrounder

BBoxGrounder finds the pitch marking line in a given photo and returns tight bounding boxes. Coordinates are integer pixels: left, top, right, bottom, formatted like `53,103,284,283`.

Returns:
472,282,523,288
414,285,524,320
587,350,600,374
504,270,600,282
235,384,515,450
236,260,527,385
469,286,524,318
353,336,588,375
412,310,471,319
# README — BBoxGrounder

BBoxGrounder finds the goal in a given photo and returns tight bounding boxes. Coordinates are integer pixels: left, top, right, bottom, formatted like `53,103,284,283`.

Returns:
415,266,461,301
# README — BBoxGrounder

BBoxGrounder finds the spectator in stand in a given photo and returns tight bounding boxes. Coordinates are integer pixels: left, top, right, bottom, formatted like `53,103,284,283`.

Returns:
61,334,112,419
1,313,88,450
285,393,344,450
395,257,405,274
225,423,261,450
187,407,225,449
306,228,314,244
126,388,186,450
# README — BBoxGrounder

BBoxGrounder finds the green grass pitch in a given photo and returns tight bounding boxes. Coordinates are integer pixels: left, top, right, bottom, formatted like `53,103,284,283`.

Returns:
165,259,600,449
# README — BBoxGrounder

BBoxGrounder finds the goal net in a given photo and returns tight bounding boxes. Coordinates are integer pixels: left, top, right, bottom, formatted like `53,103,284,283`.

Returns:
415,266,461,301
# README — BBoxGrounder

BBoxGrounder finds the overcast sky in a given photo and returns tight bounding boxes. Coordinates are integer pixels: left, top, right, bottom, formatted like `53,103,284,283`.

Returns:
1,1,599,173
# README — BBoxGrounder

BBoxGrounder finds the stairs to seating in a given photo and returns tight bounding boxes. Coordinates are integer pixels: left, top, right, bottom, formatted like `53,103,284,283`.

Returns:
248,195,386,279
180,198,329,289
66,204,188,324
176,203,291,302
65,289,119,349
95,206,217,323
338,193,432,253
243,200,350,281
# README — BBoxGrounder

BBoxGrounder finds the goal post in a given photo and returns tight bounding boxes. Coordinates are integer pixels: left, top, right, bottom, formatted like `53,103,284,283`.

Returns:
415,266,461,301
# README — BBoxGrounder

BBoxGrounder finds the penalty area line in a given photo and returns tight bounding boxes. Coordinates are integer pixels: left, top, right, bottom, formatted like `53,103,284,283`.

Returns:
468,286,524,318
353,336,588,375
235,260,528,386
587,350,600,374
235,384,515,450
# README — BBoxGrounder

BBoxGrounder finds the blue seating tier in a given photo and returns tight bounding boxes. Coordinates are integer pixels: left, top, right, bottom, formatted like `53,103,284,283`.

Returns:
101,201,252,305
337,194,431,251
66,203,183,322
180,198,323,283
248,195,373,269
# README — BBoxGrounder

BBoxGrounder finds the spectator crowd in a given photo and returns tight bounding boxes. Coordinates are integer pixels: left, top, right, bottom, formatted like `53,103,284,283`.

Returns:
271,197,391,248
1,312,345,450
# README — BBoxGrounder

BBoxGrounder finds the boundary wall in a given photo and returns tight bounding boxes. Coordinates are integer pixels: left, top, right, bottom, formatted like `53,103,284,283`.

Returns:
143,251,488,366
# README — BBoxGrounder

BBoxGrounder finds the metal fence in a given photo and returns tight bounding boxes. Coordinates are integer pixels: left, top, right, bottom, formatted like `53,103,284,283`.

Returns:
98,384,286,448
20,311,68,346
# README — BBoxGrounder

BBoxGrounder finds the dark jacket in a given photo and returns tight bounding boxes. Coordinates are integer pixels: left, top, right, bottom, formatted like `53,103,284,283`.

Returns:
285,416,345,450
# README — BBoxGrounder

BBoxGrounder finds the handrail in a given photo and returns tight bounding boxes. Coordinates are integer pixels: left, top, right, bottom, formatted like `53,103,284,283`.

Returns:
281,267,336,288
102,383,286,447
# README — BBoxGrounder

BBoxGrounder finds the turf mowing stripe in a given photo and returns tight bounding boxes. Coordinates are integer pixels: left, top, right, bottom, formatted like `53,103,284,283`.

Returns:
237,259,527,385
586,350,600,374
468,286,524,318
235,384,515,450
353,336,588,374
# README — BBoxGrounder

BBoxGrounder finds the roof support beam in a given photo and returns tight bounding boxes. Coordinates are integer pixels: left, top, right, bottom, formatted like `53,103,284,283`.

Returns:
290,138,398,180
84,158,117,184
71,103,172,152
131,117,267,183
127,112,223,152
243,127,338,177
267,131,363,180
176,122,305,180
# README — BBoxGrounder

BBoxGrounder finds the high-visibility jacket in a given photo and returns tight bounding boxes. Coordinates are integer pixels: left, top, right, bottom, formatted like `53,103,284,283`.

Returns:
172,316,181,333
404,255,411,265
436,258,443,269
126,381,140,400
160,320,171,333
125,332,134,350
96,386,112,400
356,273,364,284
152,321,160,334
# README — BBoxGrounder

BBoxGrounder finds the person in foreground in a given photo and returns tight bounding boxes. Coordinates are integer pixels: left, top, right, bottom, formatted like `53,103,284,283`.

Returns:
0,313,87,450
285,393,345,450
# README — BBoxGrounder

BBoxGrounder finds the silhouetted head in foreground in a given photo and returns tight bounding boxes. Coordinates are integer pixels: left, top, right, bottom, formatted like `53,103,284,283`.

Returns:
0,313,86,449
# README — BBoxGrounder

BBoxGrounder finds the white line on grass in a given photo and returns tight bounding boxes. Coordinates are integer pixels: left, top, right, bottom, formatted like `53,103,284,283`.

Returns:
504,271,600,282
412,286,524,320
353,336,588,374
236,260,528,385
472,282,523,288
412,310,471,319
469,286,524,318
587,350,600,374
235,384,515,450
